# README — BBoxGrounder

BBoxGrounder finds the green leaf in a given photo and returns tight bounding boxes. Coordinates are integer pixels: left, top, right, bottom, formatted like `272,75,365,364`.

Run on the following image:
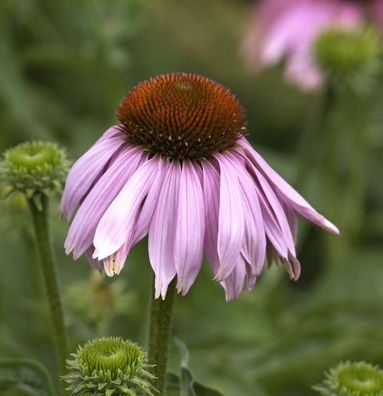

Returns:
0,358,56,396
172,338,224,396
167,373,224,396
192,382,224,396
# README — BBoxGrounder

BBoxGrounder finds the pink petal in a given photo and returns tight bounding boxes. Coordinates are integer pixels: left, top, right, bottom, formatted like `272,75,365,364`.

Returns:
86,246,103,271
283,254,301,280
132,158,169,245
248,161,296,255
254,183,289,260
148,161,181,299
215,154,245,281
103,240,132,277
174,161,205,295
221,255,247,301
239,138,339,234
60,126,125,220
227,153,266,276
93,156,160,260
64,146,144,259
202,160,220,276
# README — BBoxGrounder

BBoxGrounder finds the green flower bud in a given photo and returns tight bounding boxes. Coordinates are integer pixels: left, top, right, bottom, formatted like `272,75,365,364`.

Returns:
63,337,156,396
313,27,381,92
0,141,69,205
313,361,383,396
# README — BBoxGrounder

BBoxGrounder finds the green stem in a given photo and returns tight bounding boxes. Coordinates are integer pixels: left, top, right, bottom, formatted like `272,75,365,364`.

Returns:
294,81,335,189
148,279,176,395
321,82,345,265
28,195,68,394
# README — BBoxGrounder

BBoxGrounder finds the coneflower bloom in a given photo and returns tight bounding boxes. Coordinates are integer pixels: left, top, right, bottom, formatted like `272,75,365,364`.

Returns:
242,0,383,90
61,73,338,300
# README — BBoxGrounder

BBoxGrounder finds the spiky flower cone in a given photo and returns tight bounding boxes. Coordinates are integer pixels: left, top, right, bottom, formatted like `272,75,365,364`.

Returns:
63,337,156,396
313,361,383,396
0,141,69,208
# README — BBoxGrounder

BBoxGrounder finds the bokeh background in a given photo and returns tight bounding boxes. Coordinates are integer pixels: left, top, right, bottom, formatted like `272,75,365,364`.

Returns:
1,1,383,395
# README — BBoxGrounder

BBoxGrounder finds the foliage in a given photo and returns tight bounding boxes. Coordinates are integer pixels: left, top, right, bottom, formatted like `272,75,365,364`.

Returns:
0,358,56,396
0,1,383,395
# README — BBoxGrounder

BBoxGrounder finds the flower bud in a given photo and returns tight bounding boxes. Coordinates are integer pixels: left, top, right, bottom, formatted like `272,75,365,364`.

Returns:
0,141,69,205
63,337,155,395
313,361,383,395
314,27,381,90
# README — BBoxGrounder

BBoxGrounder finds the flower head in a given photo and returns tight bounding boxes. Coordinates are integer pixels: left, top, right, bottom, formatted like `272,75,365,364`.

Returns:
1,141,69,207
61,73,338,301
313,361,383,396
313,26,381,90
117,73,246,161
63,337,155,395
242,0,383,90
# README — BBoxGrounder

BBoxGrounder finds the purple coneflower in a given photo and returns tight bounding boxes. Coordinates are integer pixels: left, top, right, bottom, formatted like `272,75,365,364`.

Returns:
242,0,383,90
61,73,338,300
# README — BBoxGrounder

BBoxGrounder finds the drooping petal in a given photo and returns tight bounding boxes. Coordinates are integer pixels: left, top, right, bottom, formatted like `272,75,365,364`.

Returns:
103,240,132,277
226,153,266,276
215,154,245,281
60,126,125,220
283,254,301,281
232,150,290,260
221,255,247,301
283,202,298,242
85,246,103,271
174,161,205,295
254,182,290,260
64,146,144,259
202,160,220,276
248,160,296,255
148,161,181,299
239,138,339,234
132,158,169,245
93,157,160,260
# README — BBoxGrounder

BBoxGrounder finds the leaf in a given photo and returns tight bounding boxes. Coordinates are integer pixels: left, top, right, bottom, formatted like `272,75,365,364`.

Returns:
167,373,224,396
171,338,225,396
0,358,56,396
192,383,224,396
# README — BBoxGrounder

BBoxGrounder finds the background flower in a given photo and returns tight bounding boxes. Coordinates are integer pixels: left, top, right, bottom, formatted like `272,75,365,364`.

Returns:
242,0,382,89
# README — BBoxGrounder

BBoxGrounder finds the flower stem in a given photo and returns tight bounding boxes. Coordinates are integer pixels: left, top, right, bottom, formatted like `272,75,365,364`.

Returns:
147,279,176,395
28,195,68,394
294,82,334,189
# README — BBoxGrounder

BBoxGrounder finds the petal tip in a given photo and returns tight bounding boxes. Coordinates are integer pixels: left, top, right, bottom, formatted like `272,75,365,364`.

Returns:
325,219,340,235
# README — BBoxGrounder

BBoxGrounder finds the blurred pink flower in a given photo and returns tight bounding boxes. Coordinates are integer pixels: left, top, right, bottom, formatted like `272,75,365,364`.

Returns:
242,0,383,90
61,73,338,301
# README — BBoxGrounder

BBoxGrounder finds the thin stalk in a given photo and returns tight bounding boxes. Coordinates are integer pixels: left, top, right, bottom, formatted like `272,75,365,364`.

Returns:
294,81,335,189
321,82,346,265
148,279,176,395
28,195,68,394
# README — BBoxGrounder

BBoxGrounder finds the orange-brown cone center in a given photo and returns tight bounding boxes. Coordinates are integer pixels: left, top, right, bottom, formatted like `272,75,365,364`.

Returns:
117,73,246,160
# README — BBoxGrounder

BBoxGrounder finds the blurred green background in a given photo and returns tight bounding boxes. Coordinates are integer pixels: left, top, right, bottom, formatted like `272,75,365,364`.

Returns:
1,1,383,395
